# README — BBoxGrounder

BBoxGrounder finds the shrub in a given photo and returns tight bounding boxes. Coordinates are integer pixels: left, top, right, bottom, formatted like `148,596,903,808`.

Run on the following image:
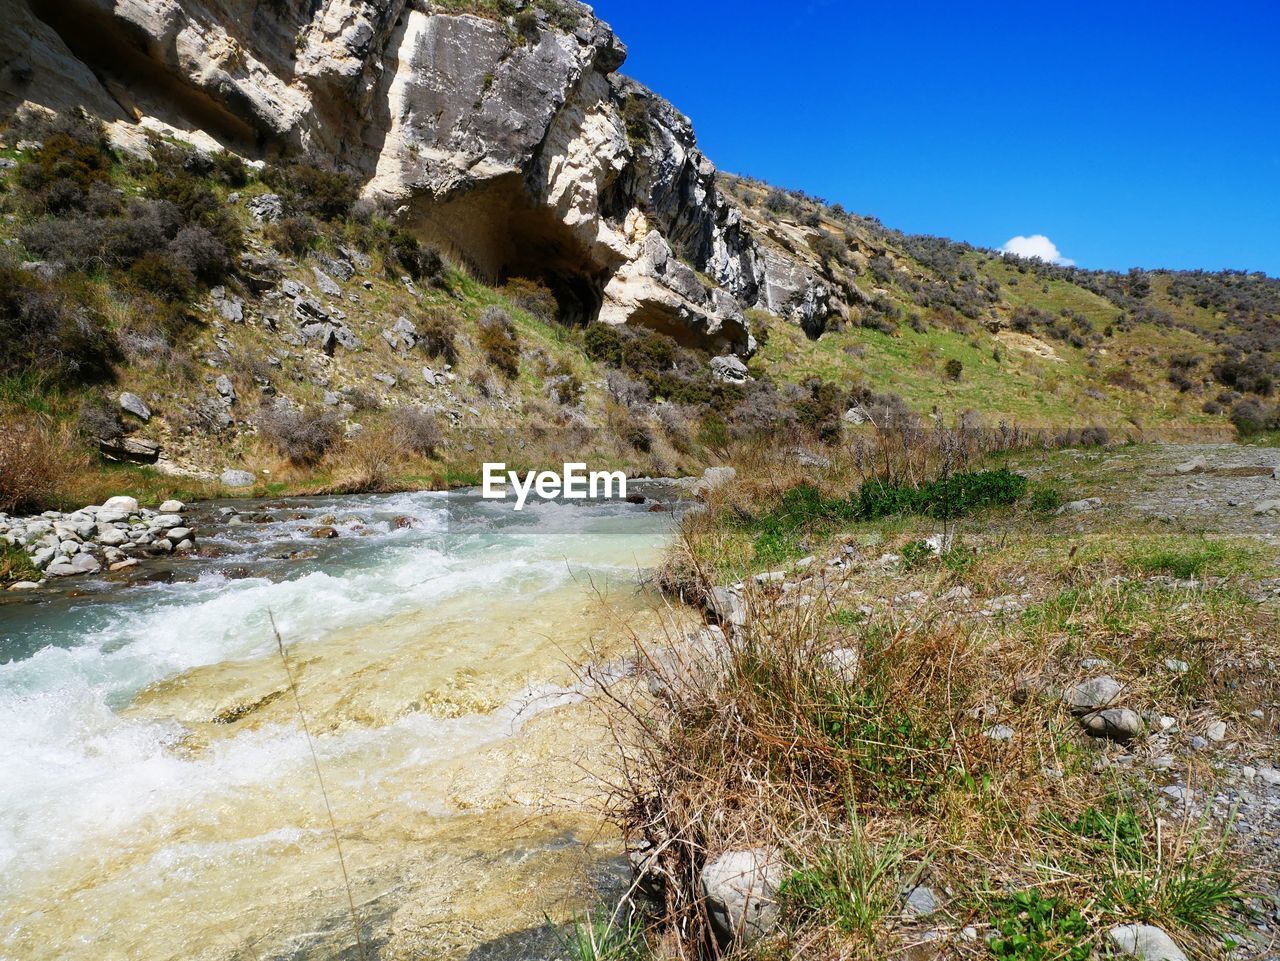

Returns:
264,214,318,257
264,161,359,221
129,252,196,302
584,322,624,366
0,261,117,383
476,306,520,378
417,308,459,364
0,413,87,513
787,377,845,443
389,230,443,281
145,169,242,253
17,121,113,213
944,358,963,381
257,405,342,465
502,276,557,322
390,406,443,456
168,225,230,284
855,469,1027,521
1229,397,1277,436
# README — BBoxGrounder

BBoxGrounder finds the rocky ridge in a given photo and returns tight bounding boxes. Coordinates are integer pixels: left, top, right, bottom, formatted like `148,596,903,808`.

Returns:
1,0,835,352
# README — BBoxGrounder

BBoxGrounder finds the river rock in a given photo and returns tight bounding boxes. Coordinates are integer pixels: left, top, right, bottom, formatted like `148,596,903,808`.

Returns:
97,527,128,547
159,500,185,513
1062,675,1123,713
692,466,737,498
700,849,784,945
1107,924,1188,961
1173,456,1206,475
151,514,184,529
102,496,140,514
8,581,39,591
166,527,193,542
221,469,257,488
1081,708,1143,742
707,585,746,627
310,526,339,539
45,560,78,577
71,553,101,574
119,392,151,421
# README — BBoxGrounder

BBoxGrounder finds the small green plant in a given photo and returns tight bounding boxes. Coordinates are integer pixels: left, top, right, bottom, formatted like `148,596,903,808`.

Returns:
0,542,39,584
1128,538,1250,578
988,890,1090,961
781,821,908,935
751,483,855,564
854,469,1027,521
901,539,934,570
556,907,648,961
1029,484,1064,514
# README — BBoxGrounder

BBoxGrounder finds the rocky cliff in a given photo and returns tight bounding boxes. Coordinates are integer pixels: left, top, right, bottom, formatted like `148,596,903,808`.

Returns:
2,0,836,353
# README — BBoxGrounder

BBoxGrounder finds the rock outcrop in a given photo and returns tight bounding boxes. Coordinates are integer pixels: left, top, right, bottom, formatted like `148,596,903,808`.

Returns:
2,0,834,353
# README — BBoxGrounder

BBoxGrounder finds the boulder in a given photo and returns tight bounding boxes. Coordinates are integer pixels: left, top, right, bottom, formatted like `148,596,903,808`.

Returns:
70,553,101,574
710,354,749,384
1107,924,1188,961
1061,675,1124,713
706,586,746,627
247,193,283,223
101,496,140,513
158,500,185,513
1081,708,1143,742
118,392,151,421
221,469,257,488
99,437,161,464
700,849,784,945
691,466,737,498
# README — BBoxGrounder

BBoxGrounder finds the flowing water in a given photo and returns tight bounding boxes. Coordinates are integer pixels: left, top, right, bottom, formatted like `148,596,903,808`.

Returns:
0,487,681,961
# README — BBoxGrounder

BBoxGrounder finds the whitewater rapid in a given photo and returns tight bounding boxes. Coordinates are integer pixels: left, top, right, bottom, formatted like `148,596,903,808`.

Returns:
0,487,677,960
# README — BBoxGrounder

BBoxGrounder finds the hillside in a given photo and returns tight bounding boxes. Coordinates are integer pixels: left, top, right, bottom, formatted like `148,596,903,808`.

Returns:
0,0,1277,517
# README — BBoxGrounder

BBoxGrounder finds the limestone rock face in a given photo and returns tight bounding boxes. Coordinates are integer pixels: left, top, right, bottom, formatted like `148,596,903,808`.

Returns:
2,0,831,353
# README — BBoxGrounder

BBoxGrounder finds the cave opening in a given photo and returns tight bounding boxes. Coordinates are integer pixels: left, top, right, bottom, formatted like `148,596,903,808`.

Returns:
30,0,271,155
408,174,615,327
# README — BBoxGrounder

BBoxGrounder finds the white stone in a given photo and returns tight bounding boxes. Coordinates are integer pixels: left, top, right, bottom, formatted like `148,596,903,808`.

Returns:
1107,924,1188,961
101,496,139,513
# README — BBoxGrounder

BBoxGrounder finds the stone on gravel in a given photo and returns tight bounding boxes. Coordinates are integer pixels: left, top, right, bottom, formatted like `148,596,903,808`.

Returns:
1059,497,1102,514
1205,719,1227,742
1163,658,1190,674
1107,923,1188,961
700,849,784,945
221,469,257,488
1173,456,1206,475
1081,708,1143,742
1062,675,1124,713
1253,499,1280,516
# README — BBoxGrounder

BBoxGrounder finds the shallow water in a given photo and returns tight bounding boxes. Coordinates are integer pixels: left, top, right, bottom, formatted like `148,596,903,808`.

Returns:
0,487,679,960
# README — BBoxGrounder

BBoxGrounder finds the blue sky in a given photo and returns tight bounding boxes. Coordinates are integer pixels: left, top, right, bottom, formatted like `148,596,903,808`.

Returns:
591,0,1280,275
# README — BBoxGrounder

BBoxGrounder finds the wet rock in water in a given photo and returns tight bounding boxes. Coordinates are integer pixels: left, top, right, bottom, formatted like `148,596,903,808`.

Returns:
1081,708,1143,742
701,848,784,945
118,392,151,422
647,502,668,512
1062,675,1124,713
45,560,79,577
159,499,185,513
109,558,138,572
310,526,339,539
221,469,257,488
167,527,193,542
1107,923,1188,961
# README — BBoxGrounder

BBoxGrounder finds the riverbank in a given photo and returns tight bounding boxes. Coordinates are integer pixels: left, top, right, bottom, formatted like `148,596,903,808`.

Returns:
605,440,1280,960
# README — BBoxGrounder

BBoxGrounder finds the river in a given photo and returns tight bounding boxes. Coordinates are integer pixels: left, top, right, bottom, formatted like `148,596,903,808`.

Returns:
0,486,679,960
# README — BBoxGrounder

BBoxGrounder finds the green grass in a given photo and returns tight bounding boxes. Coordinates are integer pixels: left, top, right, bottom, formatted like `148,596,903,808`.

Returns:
556,907,648,961
0,543,40,585
987,890,1090,961
780,821,910,935
1126,537,1256,578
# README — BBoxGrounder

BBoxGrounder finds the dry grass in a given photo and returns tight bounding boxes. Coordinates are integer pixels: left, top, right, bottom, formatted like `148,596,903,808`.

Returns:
0,410,88,513
595,435,1275,960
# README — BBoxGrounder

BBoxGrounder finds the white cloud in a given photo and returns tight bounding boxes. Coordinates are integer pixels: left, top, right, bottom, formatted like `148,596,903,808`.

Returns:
999,234,1075,267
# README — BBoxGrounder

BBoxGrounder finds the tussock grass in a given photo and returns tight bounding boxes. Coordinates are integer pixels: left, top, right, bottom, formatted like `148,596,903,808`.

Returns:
606,435,1273,959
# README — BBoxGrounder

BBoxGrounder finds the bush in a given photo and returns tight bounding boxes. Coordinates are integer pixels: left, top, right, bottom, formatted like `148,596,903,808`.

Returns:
502,276,557,322
264,214,318,257
390,406,444,457
257,405,342,465
417,308,459,364
0,261,117,383
129,252,196,302
264,161,359,221
787,377,845,443
389,230,443,281
168,225,230,284
944,358,963,381
476,306,520,378
584,322,624,366
17,120,113,213
1230,398,1278,436
855,469,1028,521
0,413,87,513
